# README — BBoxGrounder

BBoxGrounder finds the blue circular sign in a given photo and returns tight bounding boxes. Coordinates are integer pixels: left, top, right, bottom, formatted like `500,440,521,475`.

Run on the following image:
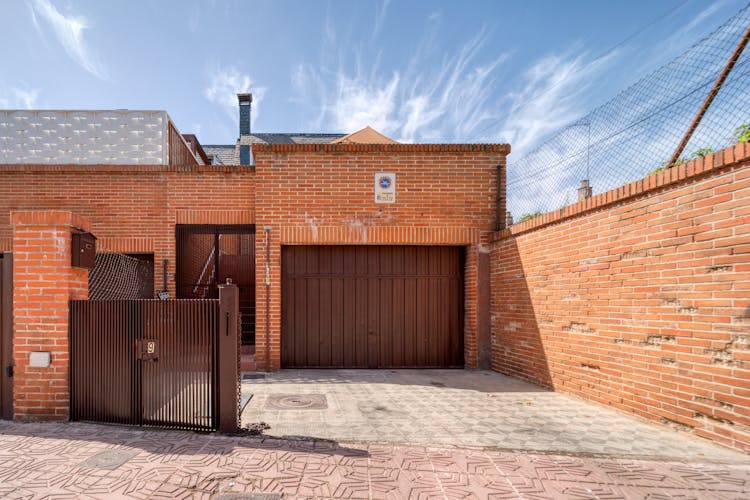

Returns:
379,176,392,189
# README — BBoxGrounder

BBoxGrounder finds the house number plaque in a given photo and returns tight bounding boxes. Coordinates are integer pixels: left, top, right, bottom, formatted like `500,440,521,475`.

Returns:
136,339,159,361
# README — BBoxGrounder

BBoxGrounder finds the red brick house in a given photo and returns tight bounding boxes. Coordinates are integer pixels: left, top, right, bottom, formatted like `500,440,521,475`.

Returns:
1,95,748,453
0,96,506,420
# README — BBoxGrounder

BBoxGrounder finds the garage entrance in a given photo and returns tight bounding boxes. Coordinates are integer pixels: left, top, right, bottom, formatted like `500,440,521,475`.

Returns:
281,246,464,368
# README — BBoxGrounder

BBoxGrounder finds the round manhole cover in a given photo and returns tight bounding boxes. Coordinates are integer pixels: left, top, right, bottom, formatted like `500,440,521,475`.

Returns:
277,395,318,408
265,393,328,410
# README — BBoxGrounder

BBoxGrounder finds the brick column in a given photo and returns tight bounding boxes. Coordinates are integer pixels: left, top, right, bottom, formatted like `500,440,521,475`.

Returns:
254,226,281,372
464,245,479,368
10,210,91,421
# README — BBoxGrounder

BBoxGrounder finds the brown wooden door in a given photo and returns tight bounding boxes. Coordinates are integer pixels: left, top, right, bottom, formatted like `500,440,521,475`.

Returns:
281,246,464,368
1,254,13,419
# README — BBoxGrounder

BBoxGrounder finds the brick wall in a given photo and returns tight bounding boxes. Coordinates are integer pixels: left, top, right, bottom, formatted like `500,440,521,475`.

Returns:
0,164,255,297
0,145,507,376
11,211,90,420
253,143,507,370
491,144,750,452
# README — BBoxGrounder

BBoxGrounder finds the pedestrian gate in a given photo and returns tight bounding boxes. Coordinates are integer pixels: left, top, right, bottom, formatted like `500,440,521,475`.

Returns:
70,299,224,431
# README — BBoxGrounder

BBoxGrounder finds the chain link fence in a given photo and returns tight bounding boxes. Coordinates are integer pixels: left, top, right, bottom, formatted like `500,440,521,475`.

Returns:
507,4,750,221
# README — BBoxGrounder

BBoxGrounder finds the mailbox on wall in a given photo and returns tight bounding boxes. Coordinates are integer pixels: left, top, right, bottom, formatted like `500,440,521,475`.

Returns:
71,232,97,269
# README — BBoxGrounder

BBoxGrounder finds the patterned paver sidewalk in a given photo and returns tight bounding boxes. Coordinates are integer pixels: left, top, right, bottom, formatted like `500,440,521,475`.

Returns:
0,421,748,499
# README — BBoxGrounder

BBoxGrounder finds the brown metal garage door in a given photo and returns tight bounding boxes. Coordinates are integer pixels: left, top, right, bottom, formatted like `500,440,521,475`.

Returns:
281,246,464,368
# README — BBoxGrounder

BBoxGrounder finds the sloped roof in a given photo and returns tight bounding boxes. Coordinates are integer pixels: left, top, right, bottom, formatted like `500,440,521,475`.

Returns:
252,133,344,144
204,133,345,164
331,126,398,144
202,145,238,165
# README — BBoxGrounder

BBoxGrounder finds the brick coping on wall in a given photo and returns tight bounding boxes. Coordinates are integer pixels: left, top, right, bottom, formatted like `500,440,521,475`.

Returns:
496,142,749,240
10,210,92,232
0,164,255,173
251,143,511,154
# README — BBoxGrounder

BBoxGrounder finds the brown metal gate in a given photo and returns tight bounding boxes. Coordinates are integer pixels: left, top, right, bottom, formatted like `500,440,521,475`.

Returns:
0,254,12,420
70,299,219,430
176,225,256,345
281,246,464,368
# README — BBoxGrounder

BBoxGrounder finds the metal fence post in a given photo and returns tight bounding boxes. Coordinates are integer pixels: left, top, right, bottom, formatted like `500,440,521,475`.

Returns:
666,22,750,168
218,282,239,433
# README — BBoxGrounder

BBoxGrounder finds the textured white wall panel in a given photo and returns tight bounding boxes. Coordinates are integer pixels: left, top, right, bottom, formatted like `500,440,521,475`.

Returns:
0,110,169,164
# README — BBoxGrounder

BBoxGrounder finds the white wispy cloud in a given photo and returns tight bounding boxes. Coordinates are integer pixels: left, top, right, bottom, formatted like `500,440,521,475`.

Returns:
667,1,725,48
205,66,267,129
631,1,727,77
333,72,400,134
27,0,107,79
0,87,40,109
496,50,615,157
292,21,508,142
372,0,391,40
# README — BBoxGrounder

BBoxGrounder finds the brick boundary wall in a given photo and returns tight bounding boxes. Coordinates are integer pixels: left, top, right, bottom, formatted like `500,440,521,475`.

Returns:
491,143,750,452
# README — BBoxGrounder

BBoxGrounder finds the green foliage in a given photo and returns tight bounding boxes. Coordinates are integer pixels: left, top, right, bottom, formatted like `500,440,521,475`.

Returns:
518,211,542,223
692,147,713,158
735,123,750,143
649,165,666,175
649,157,685,176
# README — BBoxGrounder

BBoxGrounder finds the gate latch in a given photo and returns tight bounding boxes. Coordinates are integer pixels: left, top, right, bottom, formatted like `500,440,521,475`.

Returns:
136,339,159,361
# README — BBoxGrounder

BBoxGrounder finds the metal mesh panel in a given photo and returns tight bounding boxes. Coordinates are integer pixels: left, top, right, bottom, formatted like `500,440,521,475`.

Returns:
507,5,750,220
89,253,154,300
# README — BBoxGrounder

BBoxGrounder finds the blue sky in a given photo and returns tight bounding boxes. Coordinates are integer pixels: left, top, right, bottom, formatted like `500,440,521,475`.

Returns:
0,0,747,155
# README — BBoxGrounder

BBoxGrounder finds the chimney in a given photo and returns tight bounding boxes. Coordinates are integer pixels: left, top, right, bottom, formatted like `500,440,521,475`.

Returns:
238,93,252,135
578,179,592,202
238,93,252,165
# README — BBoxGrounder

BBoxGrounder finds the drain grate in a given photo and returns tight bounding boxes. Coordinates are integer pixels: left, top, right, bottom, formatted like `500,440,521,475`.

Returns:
265,394,327,410
79,450,137,470
242,373,266,380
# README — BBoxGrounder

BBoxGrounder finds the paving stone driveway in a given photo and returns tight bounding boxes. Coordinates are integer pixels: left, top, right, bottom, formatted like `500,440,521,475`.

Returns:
0,369,747,499
0,421,748,499
241,369,747,462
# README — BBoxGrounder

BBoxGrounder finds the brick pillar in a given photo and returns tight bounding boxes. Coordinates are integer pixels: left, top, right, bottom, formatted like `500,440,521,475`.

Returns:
464,245,479,368
10,210,91,421
255,226,281,372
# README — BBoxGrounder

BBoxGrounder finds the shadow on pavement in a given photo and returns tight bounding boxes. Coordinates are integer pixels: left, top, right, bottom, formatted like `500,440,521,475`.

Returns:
0,420,370,459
